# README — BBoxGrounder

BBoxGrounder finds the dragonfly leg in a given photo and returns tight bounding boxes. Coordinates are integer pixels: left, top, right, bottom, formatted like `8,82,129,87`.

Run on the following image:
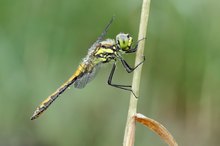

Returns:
107,63,137,98
120,56,145,73
126,37,146,53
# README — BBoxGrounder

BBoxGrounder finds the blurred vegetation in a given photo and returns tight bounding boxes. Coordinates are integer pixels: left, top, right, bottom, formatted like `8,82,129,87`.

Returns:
0,0,219,146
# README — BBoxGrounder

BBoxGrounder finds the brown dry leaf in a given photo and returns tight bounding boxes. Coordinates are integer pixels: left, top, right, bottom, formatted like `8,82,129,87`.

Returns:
135,113,178,146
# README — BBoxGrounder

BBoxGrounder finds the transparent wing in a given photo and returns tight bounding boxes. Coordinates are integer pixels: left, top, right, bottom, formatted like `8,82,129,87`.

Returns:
74,17,114,88
74,64,101,88
88,17,114,53
96,16,114,43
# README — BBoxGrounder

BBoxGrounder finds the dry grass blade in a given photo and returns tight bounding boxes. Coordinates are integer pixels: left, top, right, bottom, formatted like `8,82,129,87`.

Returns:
135,113,178,146
123,0,151,146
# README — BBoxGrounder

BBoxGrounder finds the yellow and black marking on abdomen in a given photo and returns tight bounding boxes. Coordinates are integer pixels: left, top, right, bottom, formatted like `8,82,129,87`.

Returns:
31,45,118,120
30,64,86,120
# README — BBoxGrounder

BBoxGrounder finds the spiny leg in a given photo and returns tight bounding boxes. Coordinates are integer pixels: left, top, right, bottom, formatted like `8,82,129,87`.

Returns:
119,56,145,73
126,37,146,53
108,56,145,98
107,63,137,97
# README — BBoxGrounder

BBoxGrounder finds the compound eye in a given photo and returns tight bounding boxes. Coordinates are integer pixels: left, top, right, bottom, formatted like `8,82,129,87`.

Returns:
127,34,130,38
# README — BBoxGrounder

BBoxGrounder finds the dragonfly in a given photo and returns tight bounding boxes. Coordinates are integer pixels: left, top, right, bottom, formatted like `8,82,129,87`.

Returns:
30,17,145,120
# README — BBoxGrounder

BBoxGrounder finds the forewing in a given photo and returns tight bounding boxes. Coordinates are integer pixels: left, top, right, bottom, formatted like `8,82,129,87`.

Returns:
88,17,114,53
96,17,114,43
75,18,113,88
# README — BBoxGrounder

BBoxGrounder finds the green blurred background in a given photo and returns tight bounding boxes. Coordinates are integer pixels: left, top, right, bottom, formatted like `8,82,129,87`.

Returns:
0,0,219,145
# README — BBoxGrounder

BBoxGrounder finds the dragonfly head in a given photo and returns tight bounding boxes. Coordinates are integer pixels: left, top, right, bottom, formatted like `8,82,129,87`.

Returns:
116,33,133,53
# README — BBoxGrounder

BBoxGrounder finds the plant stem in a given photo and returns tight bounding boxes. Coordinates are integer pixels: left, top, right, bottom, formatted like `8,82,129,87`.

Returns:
123,0,151,146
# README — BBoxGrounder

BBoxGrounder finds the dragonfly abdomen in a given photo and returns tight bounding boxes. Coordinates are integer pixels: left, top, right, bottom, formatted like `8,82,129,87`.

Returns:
31,17,142,120
30,64,86,120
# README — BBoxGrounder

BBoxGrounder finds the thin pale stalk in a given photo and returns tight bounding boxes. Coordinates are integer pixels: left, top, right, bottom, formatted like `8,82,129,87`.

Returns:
123,0,151,146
